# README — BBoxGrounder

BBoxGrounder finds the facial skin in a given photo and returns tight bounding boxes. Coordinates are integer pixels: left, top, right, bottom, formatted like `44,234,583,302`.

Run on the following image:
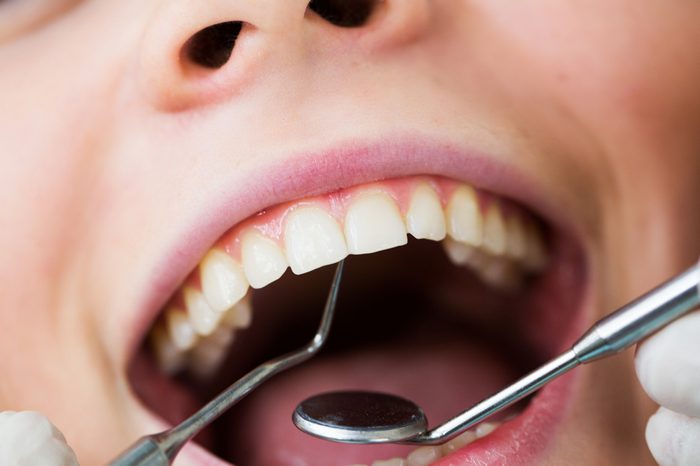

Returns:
1,0,699,464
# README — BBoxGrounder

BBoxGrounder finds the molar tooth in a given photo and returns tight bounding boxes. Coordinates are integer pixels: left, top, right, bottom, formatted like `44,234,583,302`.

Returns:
241,230,288,288
201,249,248,313
372,459,407,466
505,214,527,260
150,322,185,375
446,185,483,247
345,192,407,254
222,294,252,329
482,204,507,255
441,430,477,456
184,287,222,336
406,184,446,241
284,206,348,274
165,306,198,351
407,446,442,466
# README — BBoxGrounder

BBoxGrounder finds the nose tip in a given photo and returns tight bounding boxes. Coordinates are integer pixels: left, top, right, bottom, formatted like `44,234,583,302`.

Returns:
138,0,431,112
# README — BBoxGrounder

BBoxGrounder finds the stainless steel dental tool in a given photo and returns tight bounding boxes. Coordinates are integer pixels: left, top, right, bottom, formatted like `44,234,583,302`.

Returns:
109,260,345,466
293,260,700,445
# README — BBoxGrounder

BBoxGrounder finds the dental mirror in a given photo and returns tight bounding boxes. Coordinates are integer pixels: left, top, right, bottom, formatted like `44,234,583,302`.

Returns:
294,262,700,446
293,391,428,444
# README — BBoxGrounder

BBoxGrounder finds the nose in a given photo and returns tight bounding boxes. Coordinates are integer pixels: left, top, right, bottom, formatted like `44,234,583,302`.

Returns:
138,0,430,111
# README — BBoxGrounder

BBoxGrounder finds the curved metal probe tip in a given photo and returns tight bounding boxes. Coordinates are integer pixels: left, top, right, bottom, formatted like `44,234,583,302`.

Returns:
109,260,345,466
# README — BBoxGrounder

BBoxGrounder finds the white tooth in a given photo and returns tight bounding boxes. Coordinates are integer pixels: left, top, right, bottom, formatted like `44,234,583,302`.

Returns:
165,306,198,351
442,237,489,271
505,214,527,260
200,249,249,313
407,446,442,466
241,230,288,288
446,185,483,247
0,411,79,466
184,287,222,336
440,430,477,456
524,222,548,270
150,322,185,375
284,206,348,274
475,422,498,438
442,237,475,265
188,339,229,379
345,192,407,254
188,326,235,378
482,203,507,255
406,184,446,241
222,294,252,329
372,459,407,466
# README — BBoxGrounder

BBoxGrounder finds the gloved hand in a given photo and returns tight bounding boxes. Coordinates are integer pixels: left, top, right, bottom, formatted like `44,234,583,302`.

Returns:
636,310,700,466
0,411,79,466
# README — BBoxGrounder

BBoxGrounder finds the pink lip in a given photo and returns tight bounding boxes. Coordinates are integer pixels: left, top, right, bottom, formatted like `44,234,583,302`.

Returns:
434,372,578,466
122,134,589,465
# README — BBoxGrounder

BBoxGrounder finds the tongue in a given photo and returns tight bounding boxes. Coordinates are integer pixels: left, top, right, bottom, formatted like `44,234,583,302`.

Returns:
225,338,517,466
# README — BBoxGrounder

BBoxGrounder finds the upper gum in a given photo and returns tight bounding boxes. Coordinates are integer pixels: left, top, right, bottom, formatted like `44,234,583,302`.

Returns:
214,175,504,260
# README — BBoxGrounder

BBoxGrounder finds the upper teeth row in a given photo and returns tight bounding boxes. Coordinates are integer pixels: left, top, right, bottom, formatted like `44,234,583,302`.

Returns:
150,179,547,376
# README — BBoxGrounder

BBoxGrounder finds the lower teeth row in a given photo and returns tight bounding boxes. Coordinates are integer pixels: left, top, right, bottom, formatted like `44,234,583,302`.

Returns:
354,422,500,466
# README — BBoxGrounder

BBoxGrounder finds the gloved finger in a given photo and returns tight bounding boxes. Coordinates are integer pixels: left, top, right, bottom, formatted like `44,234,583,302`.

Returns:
646,407,700,466
0,411,79,466
635,311,700,417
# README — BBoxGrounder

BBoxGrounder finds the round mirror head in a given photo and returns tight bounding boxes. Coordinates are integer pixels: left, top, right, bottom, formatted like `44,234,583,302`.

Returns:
293,390,428,444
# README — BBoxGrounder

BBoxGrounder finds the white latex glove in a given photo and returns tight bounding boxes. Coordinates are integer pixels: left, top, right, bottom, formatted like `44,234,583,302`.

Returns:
636,310,700,466
0,411,79,466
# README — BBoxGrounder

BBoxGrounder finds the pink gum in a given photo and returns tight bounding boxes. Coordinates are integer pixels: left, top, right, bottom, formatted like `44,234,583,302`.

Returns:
218,175,508,259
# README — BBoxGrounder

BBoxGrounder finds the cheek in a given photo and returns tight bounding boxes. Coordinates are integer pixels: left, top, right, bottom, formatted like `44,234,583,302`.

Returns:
478,1,700,143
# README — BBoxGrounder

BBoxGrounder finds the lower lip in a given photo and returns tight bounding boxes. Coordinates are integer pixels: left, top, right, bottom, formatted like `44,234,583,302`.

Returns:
433,372,577,465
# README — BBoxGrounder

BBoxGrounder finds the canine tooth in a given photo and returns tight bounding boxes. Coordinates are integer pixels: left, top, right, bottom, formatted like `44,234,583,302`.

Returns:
442,237,475,265
446,185,483,246
441,430,477,456
475,422,498,438
505,214,527,260
443,237,489,270
284,206,348,274
407,446,442,466
165,306,198,351
201,249,248,313
372,459,407,466
222,295,252,329
184,287,222,336
150,322,185,375
482,204,507,255
345,192,407,254
241,230,288,288
406,184,446,241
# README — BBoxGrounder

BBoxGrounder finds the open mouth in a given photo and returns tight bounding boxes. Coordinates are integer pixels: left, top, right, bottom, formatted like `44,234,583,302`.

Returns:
126,173,586,466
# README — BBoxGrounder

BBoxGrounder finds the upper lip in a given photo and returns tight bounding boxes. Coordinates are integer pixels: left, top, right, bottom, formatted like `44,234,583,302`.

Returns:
120,133,583,370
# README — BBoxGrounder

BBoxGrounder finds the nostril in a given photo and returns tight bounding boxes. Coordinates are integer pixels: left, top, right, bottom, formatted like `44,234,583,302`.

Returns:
183,21,243,69
308,0,378,28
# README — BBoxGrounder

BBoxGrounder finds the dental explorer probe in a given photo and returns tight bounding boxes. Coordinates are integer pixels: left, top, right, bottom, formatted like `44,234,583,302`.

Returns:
293,259,700,445
109,260,345,466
